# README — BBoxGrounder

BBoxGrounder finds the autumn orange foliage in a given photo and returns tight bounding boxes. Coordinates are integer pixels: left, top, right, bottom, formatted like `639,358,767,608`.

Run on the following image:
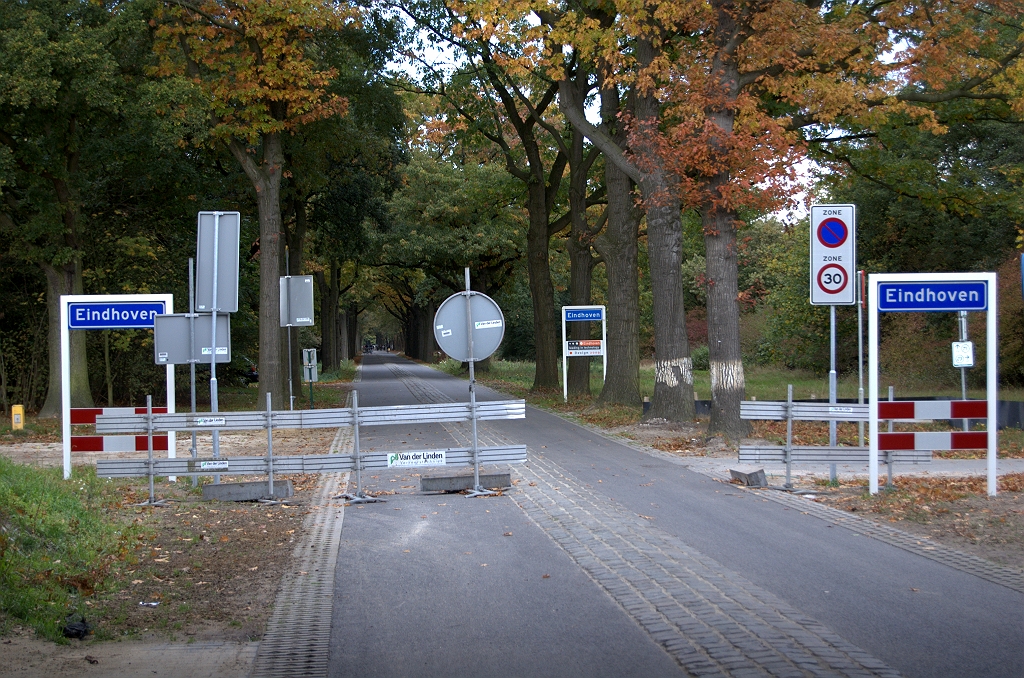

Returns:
152,0,354,141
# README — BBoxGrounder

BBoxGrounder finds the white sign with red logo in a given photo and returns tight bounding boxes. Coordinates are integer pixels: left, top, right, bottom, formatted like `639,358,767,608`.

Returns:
810,204,856,305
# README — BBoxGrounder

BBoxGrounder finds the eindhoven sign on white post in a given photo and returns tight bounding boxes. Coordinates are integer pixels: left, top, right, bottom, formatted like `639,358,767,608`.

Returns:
868,272,997,496
60,294,176,479
561,305,607,402
810,204,857,306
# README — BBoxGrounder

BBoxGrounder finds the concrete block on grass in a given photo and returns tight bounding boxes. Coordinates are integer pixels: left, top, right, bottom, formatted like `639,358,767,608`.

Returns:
421,473,511,493
202,480,293,502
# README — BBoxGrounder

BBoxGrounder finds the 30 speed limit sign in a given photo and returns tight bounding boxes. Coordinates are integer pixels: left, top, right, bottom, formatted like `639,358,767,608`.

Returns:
810,204,856,305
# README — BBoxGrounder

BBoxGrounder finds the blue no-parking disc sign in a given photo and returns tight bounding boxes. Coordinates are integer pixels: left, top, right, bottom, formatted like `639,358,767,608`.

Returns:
810,204,856,305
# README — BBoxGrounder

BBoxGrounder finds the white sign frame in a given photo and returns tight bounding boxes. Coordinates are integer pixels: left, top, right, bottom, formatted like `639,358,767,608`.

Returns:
561,305,607,402
810,204,857,305
868,273,996,496
61,294,176,480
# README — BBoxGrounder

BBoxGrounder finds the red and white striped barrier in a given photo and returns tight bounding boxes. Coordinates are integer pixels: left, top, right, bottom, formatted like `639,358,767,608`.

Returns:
71,407,168,453
877,400,988,451
877,400,987,422
71,407,167,424
878,431,988,451
72,435,169,452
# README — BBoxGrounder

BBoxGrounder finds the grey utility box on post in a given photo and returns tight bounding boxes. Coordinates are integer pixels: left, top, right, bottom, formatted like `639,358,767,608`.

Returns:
195,212,240,313
280,276,315,327
154,313,231,365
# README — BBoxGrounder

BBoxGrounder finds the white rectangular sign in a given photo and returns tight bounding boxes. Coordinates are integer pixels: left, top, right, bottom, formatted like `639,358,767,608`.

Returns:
387,450,447,467
810,204,856,305
565,340,604,357
952,341,975,368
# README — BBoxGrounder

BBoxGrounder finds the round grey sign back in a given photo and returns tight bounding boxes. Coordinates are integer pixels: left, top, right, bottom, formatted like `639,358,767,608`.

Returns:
433,291,505,362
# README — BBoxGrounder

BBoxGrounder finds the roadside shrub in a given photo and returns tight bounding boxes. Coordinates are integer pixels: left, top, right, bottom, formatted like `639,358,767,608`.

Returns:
691,345,710,371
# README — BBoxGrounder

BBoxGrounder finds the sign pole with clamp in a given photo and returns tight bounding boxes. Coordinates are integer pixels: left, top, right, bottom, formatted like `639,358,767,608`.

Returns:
135,395,168,507
464,268,494,498
189,258,198,486
339,391,383,504
811,205,857,482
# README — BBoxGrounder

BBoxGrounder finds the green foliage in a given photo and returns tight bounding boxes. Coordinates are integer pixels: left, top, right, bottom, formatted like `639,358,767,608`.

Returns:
319,359,357,383
381,152,526,285
493,263,535,360
743,218,855,373
690,345,710,371
816,105,1023,273
0,460,147,641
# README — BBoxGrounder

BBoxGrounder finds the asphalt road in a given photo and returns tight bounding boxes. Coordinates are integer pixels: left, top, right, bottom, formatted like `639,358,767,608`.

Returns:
330,354,1024,677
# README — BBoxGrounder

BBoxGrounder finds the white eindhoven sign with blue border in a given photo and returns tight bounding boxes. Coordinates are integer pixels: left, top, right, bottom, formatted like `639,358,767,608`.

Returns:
68,302,166,329
565,307,604,321
877,281,987,312
59,294,176,480
868,272,997,498
561,305,608,402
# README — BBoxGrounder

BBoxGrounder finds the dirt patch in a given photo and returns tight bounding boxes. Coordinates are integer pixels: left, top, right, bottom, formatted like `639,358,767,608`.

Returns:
773,474,1024,571
605,418,735,458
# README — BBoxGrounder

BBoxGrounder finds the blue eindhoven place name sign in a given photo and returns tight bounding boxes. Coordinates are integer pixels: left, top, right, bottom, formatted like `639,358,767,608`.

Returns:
68,302,166,329
565,308,604,321
878,281,987,312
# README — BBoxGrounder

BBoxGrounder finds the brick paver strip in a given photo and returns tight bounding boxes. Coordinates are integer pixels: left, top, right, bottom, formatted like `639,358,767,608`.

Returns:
510,454,901,677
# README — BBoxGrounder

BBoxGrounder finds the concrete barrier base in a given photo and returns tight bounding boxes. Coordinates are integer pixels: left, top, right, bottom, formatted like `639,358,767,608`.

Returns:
202,480,294,502
421,473,511,493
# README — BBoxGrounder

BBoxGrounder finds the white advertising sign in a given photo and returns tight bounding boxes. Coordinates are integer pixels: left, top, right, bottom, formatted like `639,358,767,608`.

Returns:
387,450,447,468
810,204,857,305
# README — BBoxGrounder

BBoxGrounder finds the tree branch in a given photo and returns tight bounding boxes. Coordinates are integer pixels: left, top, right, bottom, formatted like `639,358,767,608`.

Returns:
558,80,644,184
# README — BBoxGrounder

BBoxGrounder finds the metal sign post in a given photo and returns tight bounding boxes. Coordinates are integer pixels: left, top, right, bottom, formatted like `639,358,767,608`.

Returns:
810,204,857,482
189,259,198,486
857,271,865,447
955,311,973,431
195,211,239,482
868,272,997,495
433,270,506,497
279,254,315,412
302,348,318,409
286,248,292,411
560,305,607,402
60,294,176,480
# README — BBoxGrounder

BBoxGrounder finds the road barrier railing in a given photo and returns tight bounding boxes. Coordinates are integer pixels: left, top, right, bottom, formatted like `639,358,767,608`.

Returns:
739,386,933,488
94,393,527,503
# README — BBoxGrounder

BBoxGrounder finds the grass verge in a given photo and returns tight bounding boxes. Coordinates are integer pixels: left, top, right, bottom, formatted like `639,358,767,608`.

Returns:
0,459,150,641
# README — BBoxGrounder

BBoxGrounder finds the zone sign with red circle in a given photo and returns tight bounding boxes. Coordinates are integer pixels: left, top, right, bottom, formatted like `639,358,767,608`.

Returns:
810,204,856,305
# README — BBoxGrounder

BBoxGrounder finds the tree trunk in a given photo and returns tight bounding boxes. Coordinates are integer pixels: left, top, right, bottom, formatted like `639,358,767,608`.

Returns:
346,303,359,359
314,271,334,372
634,70,695,422
526,180,560,391
229,134,287,409
702,38,748,437
339,306,350,361
642,188,696,421
565,82,597,398
39,258,93,417
594,83,641,407
703,196,748,437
